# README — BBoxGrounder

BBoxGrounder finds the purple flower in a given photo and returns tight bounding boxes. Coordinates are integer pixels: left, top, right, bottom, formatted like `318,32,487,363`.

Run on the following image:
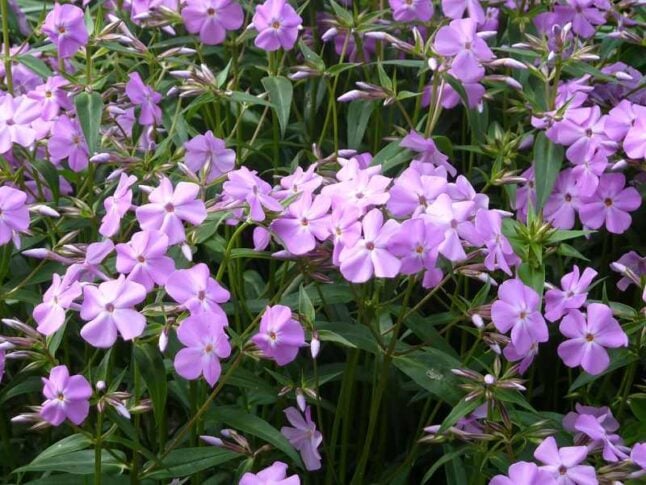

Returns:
424,193,475,262
274,164,322,200
271,192,331,255
604,100,636,143
400,131,455,177
174,312,231,386
339,209,401,283
612,251,646,291
27,76,71,120
252,305,306,366
574,413,629,462
624,104,646,160
184,131,236,182
554,0,607,39
544,169,581,229
441,0,485,24
125,72,162,126
322,166,391,212
281,406,323,471
116,230,176,292
222,167,283,222
533,436,597,485
329,205,362,265
388,217,443,276
0,95,40,153
631,443,646,470
48,115,89,172
40,365,92,426
503,341,539,375
33,273,82,336
65,240,114,283
136,177,207,245
389,0,433,22
0,186,29,247
252,0,303,51
473,210,519,275
563,404,619,437
100,173,137,238
491,279,548,355
181,0,244,45
544,266,597,322
240,461,300,485
578,173,641,234
434,18,494,82
387,167,447,218
490,461,557,485
165,263,230,318
80,275,148,348
42,4,88,58
557,304,628,375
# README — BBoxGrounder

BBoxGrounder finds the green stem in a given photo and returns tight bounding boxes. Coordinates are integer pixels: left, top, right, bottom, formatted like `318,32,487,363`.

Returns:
1,0,13,94
95,411,103,485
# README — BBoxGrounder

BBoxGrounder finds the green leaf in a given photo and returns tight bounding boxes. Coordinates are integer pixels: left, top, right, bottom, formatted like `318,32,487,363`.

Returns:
422,447,467,484
533,132,564,210
16,55,53,78
393,349,463,404
262,76,293,137
298,284,316,324
316,321,380,354
438,398,482,433
74,91,103,155
134,343,167,427
347,101,375,149
518,262,545,296
299,41,325,71
211,406,303,467
16,449,126,475
144,448,240,480
569,349,639,392
547,229,593,244
30,159,61,204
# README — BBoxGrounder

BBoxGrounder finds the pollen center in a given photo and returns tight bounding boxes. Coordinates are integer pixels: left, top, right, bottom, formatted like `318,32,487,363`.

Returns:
106,303,115,312
366,241,375,250
604,198,613,207
585,333,594,342
272,20,281,29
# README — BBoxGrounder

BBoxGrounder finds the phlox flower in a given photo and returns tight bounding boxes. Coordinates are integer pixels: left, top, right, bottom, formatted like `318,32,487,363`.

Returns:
473,209,519,275
240,461,300,485
48,115,89,172
27,76,71,120
41,4,88,58
554,0,607,39
165,263,230,318
125,72,162,126
612,251,646,291
100,173,137,238
491,279,548,355
174,313,231,387
339,209,401,283
40,365,92,426
274,165,322,200
253,0,302,52
281,406,323,471
0,95,40,153
544,266,597,322
388,218,443,276
80,275,147,348
631,443,646,471
387,167,447,218
252,305,306,366
65,240,114,283
574,413,629,462
562,404,619,438
184,131,236,182
533,436,597,485
433,18,494,82
503,341,539,375
270,192,331,255
490,461,556,485
400,131,455,177
441,0,485,24
604,100,636,143
321,167,391,212
557,304,628,375
33,273,82,336
424,193,475,262
115,230,175,291
544,169,581,229
389,0,433,22
329,205,362,266
136,177,207,245
578,173,641,234
0,186,30,247
181,0,244,45
222,167,283,222
624,104,646,160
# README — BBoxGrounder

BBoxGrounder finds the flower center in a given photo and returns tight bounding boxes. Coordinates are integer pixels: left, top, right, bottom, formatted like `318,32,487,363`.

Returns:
272,20,281,29
137,255,145,263
207,7,216,15
204,343,213,353
366,241,375,250
559,465,568,475
415,245,424,254
355,192,365,199
106,303,115,313
301,217,309,226
418,195,427,207
564,193,572,202
464,41,472,50
585,128,592,137
45,90,53,98
604,198,613,207
197,290,206,301
57,392,65,401
519,311,527,320
269,331,277,341
165,203,175,212
58,26,66,34
585,333,595,342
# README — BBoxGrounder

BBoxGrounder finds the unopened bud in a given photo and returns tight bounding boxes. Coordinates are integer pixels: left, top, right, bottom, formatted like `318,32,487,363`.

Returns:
296,389,306,412
158,329,168,353
310,334,320,359
96,380,107,392
471,314,484,329
200,435,224,447
30,205,60,217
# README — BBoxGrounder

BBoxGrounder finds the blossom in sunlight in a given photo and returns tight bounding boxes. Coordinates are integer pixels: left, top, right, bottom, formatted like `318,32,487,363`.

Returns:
252,0,303,51
181,0,244,45
40,366,92,426
42,4,88,58
0,186,30,247
252,305,306,366
115,230,175,291
240,461,300,485
184,131,236,182
165,263,230,318
281,406,323,471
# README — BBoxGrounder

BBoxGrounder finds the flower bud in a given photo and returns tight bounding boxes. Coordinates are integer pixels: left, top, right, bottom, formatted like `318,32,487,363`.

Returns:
200,435,224,447
96,380,107,392
310,333,320,359
296,389,306,412
158,329,168,353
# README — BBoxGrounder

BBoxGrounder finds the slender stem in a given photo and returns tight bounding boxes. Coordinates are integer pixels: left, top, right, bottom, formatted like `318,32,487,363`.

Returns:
95,411,103,485
1,0,13,94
